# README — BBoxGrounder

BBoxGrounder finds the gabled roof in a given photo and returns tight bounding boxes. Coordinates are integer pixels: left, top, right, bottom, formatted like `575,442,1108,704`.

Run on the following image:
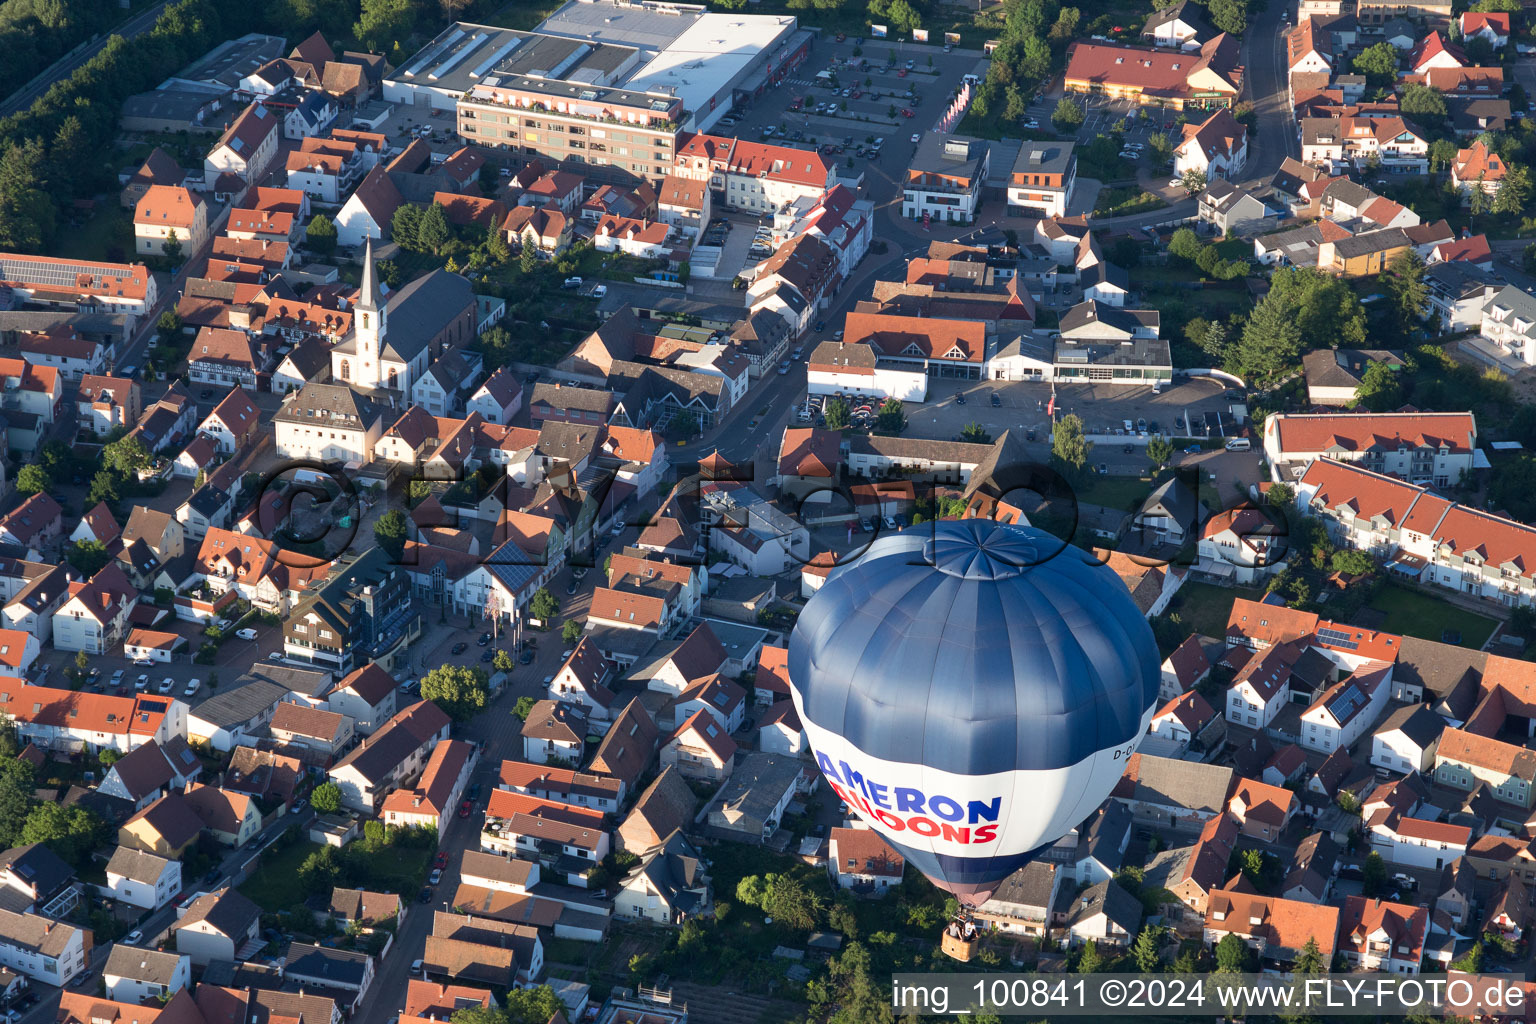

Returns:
829,826,905,879
667,708,737,765
589,698,659,782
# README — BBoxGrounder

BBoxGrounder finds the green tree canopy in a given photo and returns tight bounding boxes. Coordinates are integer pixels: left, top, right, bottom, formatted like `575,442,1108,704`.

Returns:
66,541,110,578
1362,851,1388,897
1051,413,1092,476
1399,83,1447,120
14,465,47,496
103,434,151,476
561,619,583,644
824,397,850,430
373,509,409,559
875,398,906,434
1353,42,1399,86
419,663,490,721
310,781,343,815
1354,359,1403,412
306,213,338,257
1052,97,1084,128
1215,932,1250,973
529,587,559,622
1146,435,1174,468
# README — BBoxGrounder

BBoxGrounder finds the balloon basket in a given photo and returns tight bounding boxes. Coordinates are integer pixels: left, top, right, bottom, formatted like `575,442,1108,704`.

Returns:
941,917,980,962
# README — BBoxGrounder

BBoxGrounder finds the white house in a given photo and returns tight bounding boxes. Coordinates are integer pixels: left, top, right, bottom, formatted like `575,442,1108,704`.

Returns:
1371,704,1445,775
1174,109,1249,180
53,564,137,654
613,832,713,926
335,165,403,249
203,104,279,192
198,389,260,455
103,847,181,911
758,699,806,756
467,367,522,425
828,827,905,893
807,341,928,403
273,382,386,468
521,700,587,765
1370,814,1470,870
1338,896,1428,975
1299,664,1391,754
103,945,190,1005
1160,635,1212,702
1263,410,1478,487
1225,645,1294,730
171,888,262,966
0,909,88,985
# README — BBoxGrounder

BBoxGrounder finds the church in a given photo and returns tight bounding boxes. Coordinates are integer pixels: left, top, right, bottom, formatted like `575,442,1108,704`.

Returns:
330,236,479,398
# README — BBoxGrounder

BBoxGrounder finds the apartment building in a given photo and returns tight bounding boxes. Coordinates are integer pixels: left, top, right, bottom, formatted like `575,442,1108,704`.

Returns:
1007,141,1078,217
902,134,989,223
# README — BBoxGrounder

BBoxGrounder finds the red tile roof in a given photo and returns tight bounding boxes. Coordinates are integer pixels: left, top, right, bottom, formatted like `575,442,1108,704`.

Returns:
829,826,904,878
1205,889,1341,960
1271,411,1476,454
485,788,606,829
1227,598,1319,649
674,133,832,189
0,685,170,736
1392,816,1471,846
1454,140,1507,182
1231,777,1296,827
1338,896,1427,963
755,645,791,697
844,310,986,363
667,708,737,764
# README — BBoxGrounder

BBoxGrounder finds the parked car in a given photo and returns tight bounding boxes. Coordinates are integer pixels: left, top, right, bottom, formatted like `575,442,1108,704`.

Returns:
110,669,125,686
135,674,149,691
451,642,467,655
477,633,492,646
124,930,143,945
290,798,307,816
910,133,920,143
859,518,874,533
429,869,443,885
519,650,534,665
882,516,899,531
459,800,473,818
183,679,201,697
990,393,1001,407
157,677,174,694
235,627,258,641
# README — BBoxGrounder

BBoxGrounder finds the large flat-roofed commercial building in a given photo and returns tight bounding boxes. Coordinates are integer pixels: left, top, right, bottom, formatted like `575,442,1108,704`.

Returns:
395,2,807,185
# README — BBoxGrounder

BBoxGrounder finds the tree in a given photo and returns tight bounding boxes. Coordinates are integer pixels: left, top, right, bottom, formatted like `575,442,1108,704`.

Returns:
156,309,182,344
1470,173,1490,219
21,802,103,865
1450,939,1484,973
1180,168,1208,194
373,509,408,559
1353,42,1399,86
561,619,583,644
824,397,850,429
417,203,451,255
1208,0,1247,34
306,213,338,257
1076,939,1105,973
764,873,824,929
66,541,110,578
419,664,490,721
1004,85,1027,123
1195,243,1221,276
1493,163,1532,215
502,987,568,1024
1490,454,1536,520
1052,97,1084,129
0,760,34,848
14,465,47,496
1229,290,1304,383
298,843,340,896
354,0,416,51
103,435,151,477
1362,851,1388,897
494,648,514,672
311,781,343,815
875,398,906,434
1354,359,1402,412
1169,227,1201,261
519,244,538,273
1147,131,1174,166
529,587,559,622
1146,435,1174,469
960,422,991,444
1381,248,1428,333
162,229,182,265
88,470,119,507
512,696,536,722
1132,925,1164,972
1400,83,1448,121
1051,413,1092,476
735,874,767,908
391,204,422,251
1293,935,1325,976
1215,932,1250,973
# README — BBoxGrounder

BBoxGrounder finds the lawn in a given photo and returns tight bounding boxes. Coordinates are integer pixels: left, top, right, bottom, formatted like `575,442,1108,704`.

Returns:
1093,187,1167,217
1075,473,1157,512
1367,582,1499,648
56,204,133,264
1167,581,1266,641
240,838,320,912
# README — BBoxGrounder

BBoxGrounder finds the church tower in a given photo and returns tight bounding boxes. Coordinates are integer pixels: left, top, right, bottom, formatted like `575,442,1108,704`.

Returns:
354,234,387,387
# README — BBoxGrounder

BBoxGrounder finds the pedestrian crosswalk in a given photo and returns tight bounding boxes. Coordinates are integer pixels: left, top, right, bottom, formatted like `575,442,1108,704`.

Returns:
785,77,818,88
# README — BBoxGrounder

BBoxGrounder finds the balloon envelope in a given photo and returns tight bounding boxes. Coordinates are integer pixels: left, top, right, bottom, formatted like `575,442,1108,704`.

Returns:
787,520,1160,906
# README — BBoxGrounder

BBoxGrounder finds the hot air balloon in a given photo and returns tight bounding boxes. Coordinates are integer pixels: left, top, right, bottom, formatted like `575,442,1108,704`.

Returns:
787,519,1159,956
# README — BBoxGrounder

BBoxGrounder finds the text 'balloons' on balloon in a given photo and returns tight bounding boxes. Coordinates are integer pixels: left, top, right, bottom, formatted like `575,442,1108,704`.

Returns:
787,520,1161,907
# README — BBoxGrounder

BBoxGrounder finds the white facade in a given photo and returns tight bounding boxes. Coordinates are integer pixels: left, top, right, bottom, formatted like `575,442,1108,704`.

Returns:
105,950,190,1004
806,365,927,403
1372,727,1439,775
1369,818,1469,870
0,910,88,985
1226,676,1288,730
104,854,182,912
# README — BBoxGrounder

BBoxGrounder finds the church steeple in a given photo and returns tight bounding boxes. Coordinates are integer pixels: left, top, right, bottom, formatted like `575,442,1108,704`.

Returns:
358,234,382,313
355,234,385,376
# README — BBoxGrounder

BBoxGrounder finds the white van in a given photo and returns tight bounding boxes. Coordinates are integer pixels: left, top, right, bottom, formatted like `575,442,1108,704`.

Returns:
235,628,258,641
1224,438,1251,451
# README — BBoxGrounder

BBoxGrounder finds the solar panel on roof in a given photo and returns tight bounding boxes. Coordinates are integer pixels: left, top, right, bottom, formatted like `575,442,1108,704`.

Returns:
1315,626,1358,650
1329,684,1365,723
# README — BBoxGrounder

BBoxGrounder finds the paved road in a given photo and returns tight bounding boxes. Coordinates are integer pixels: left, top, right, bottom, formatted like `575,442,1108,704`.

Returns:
0,1,168,117
1240,0,1299,187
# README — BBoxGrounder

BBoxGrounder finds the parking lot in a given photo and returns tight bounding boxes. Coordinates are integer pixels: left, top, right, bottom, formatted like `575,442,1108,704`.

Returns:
716,38,985,183
901,376,1246,444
